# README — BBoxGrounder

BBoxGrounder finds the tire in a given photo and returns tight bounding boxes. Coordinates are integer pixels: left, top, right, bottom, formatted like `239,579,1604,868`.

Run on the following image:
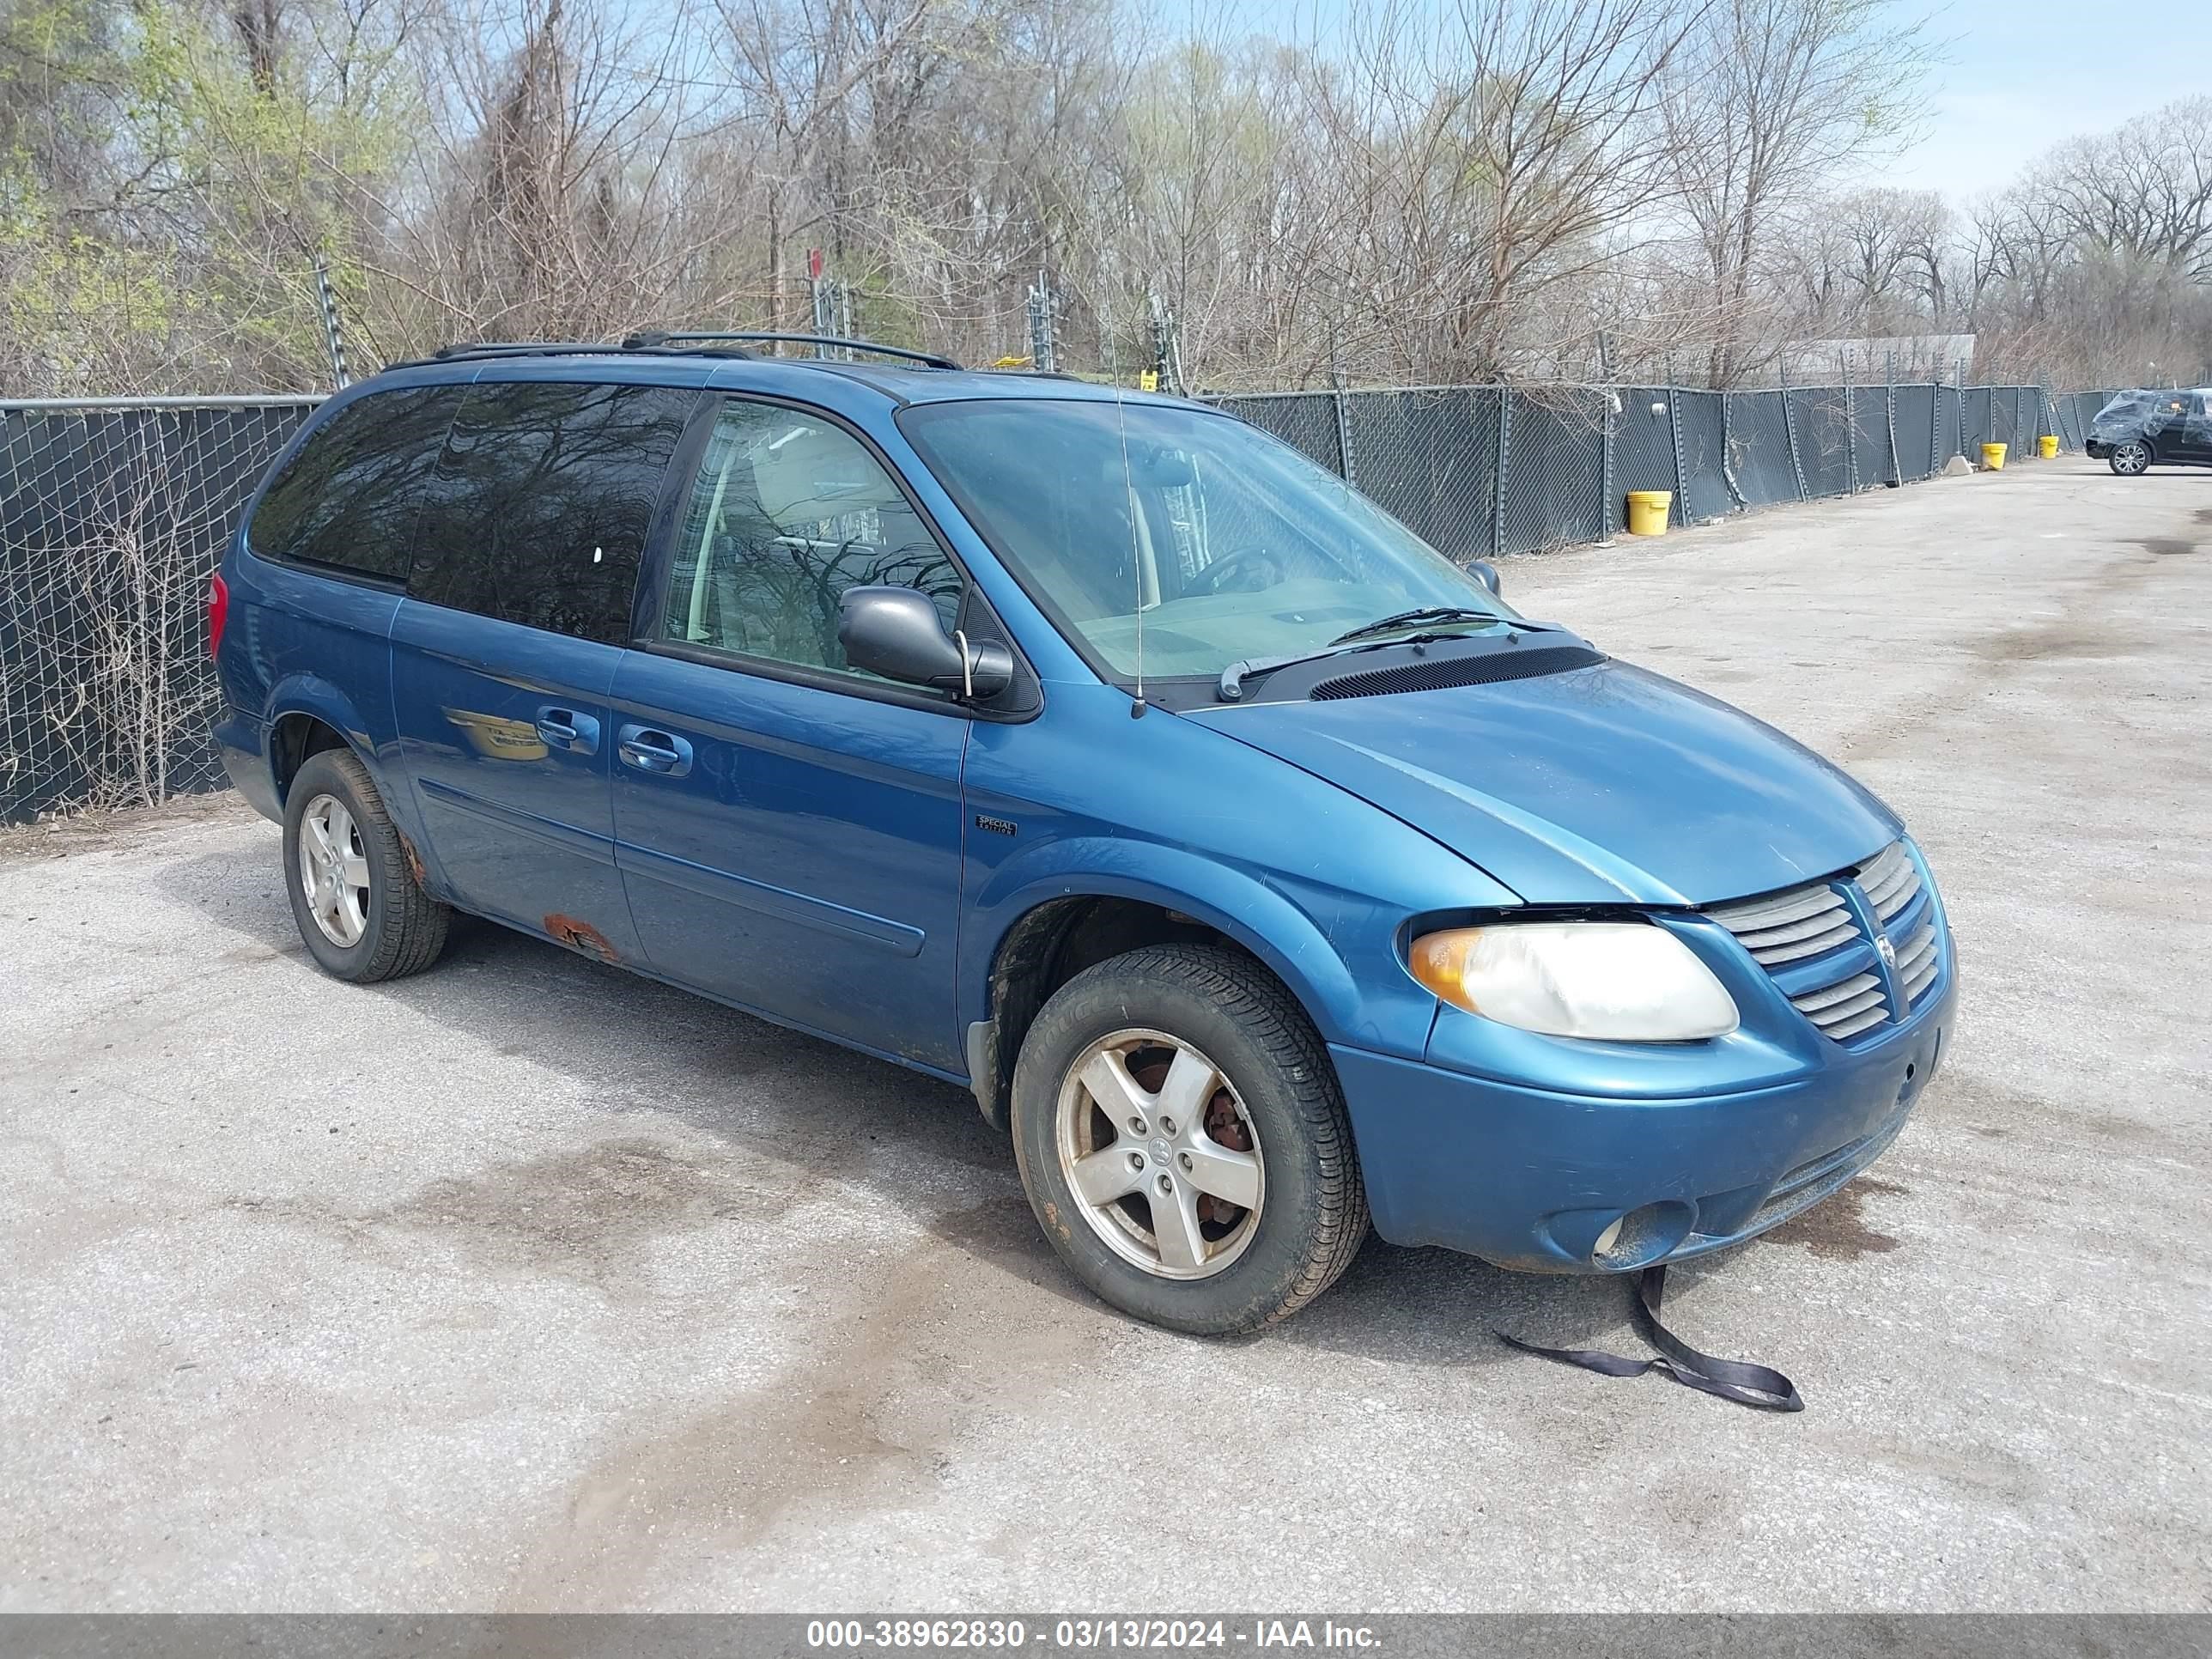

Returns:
283,747,450,983
2110,440,2152,476
1010,943,1368,1334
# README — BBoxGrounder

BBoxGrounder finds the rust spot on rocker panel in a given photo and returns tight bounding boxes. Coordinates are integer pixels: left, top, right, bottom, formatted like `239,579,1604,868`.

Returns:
545,914,619,962
396,828,427,888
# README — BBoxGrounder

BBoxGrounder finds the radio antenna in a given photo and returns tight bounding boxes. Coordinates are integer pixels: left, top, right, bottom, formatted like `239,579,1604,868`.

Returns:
1105,318,1147,717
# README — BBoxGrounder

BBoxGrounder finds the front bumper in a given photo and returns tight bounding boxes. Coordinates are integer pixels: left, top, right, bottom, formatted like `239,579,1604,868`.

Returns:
1331,969,1957,1272
2085,439,2113,459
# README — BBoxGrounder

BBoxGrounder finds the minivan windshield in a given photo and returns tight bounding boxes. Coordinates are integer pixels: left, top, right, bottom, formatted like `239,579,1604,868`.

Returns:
900,398,1516,679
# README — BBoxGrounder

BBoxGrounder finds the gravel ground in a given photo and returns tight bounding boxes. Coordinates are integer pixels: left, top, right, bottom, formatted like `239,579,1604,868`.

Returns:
3,457,2208,1613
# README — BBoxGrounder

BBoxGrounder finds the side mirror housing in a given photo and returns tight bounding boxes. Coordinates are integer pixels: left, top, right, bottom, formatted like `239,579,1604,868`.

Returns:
837,586,1012,702
1468,559,1502,598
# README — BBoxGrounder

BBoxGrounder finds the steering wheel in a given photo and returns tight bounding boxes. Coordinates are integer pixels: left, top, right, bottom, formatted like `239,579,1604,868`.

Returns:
1188,544,1283,597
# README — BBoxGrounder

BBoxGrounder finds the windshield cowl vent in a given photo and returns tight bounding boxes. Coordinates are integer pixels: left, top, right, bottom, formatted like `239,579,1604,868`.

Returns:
1308,644,1607,701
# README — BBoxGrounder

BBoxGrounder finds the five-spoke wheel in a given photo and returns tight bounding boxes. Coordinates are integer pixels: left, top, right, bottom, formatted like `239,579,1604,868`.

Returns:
296,792,372,947
1056,1030,1264,1279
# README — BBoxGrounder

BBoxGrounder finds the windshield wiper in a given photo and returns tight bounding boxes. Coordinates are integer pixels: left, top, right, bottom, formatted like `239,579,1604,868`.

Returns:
1218,629,1487,702
1328,605,1504,646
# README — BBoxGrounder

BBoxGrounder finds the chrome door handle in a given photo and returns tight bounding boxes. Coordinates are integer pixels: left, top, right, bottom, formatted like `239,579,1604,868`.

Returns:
535,707,599,754
617,724,693,778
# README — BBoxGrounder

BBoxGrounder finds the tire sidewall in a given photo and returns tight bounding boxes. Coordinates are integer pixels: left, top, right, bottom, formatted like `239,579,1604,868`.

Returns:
1011,952,1342,1334
2111,441,2150,476
283,752,391,981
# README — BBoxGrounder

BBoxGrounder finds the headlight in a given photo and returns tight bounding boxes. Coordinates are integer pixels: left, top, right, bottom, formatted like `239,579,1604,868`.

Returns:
1408,922,1738,1041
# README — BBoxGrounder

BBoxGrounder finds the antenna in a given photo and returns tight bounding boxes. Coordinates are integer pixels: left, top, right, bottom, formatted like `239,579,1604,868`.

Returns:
1105,319,1147,717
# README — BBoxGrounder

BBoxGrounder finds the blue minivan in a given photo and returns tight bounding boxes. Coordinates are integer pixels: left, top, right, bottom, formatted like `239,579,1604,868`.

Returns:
210,335,1956,1334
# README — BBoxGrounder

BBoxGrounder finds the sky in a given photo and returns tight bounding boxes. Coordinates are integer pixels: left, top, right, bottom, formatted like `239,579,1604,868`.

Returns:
1186,0,2209,208
1879,0,2212,199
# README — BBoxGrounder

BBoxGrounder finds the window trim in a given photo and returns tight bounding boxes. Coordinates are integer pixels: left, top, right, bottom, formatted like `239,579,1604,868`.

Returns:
629,389,1041,723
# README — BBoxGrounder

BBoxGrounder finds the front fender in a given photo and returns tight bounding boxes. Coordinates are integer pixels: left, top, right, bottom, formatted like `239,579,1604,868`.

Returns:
962,836,1419,1058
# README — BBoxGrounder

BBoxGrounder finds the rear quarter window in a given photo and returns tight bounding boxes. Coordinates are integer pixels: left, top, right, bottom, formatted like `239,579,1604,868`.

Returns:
247,386,465,580
408,380,696,644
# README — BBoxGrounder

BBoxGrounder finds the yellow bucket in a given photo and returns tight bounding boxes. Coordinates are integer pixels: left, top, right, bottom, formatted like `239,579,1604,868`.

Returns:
1981,441,2008,471
2038,434,2059,459
1626,489,1671,536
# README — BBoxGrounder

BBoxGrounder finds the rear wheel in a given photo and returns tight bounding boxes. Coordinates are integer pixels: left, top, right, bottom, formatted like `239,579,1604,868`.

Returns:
2110,439,2152,476
283,748,450,982
1010,944,1367,1334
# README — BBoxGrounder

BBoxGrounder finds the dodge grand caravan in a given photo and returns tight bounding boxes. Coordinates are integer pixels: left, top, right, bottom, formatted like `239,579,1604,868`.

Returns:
210,333,1956,1334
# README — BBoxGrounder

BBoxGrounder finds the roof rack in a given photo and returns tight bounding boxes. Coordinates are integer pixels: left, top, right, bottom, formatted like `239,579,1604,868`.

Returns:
623,330,962,370
426,340,753,364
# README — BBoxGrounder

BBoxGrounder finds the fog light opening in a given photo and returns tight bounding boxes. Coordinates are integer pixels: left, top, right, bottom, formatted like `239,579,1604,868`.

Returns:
1589,1200,1696,1269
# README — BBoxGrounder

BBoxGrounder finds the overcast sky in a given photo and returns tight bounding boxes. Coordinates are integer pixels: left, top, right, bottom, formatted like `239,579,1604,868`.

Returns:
1878,0,2212,199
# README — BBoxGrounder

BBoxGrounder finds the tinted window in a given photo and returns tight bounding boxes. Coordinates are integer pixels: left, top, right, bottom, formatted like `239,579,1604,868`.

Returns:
248,386,463,579
662,399,961,681
409,380,695,643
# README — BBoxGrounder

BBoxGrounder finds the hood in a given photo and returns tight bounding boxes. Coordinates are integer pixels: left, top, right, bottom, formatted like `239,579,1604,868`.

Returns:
1187,659,1898,907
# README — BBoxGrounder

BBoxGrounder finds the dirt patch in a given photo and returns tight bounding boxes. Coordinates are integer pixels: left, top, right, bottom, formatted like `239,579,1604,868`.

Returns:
2136,537,2197,557
1761,1175,1908,1262
0,790,255,861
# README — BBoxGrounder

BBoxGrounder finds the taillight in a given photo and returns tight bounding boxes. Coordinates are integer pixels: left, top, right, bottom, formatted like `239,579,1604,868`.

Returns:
207,572,230,659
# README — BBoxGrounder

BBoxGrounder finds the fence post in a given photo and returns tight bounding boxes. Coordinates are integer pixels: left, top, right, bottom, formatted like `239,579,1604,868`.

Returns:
1779,356,1808,501
1492,386,1511,559
1929,367,1942,475
1665,386,1687,528
1884,350,1900,484
1329,325,1355,485
1600,387,1618,539
312,256,351,391
1842,349,1857,492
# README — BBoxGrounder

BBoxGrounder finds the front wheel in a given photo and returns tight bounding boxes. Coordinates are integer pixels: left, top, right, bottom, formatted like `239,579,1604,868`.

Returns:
2109,439,2152,476
1010,943,1368,1334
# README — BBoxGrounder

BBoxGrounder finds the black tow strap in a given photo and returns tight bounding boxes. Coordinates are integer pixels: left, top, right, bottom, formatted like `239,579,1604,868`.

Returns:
1496,1264,1804,1412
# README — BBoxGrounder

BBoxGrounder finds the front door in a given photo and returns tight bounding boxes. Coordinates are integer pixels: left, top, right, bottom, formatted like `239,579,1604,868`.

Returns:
392,376,696,957
611,395,971,1070
2173,392,2212,466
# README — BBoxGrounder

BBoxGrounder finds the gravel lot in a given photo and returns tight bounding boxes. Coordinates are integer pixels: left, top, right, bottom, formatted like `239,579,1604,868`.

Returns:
3,458,2208,1613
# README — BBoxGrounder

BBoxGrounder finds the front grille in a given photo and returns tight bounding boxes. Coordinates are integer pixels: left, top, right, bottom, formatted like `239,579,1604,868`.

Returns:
1705,841,1944,1043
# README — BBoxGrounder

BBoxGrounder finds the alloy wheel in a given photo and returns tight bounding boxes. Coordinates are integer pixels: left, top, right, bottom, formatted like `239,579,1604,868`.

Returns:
1054,1029,1265,1280
297,792,371,947
2112,440,2151,476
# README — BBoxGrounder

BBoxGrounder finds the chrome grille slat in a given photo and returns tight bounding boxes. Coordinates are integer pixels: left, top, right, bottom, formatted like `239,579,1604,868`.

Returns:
1707,840,1943,1044
1791,971,1881,1015
1824,1004,1891,1041
1746,919,1860,965
1707,885,1847,932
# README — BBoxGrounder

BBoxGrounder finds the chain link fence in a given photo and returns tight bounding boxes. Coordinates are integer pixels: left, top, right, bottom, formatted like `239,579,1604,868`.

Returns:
4,376,2114,822
3,398,323,823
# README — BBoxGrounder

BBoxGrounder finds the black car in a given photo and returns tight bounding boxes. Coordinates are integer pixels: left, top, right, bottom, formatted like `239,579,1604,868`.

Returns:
2084,387,2212,475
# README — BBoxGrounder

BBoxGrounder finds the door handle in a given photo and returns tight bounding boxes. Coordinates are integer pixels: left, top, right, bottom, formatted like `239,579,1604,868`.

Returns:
535,707,600,754
617,724,693,778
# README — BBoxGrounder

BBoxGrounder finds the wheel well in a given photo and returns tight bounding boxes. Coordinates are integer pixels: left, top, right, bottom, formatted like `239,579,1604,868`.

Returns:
270,714,349,803
968,896,1273,1133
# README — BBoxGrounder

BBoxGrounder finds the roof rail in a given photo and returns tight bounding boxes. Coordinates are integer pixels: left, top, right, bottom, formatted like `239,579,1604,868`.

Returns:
624,330,962,371
426,340,753,364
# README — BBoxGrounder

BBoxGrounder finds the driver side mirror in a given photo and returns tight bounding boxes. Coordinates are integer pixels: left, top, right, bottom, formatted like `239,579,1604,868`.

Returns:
1468,559,1502,598
838,586,1012,702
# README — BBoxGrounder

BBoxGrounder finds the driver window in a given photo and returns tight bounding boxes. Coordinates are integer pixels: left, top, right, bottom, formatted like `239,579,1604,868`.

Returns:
663,400,962,680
